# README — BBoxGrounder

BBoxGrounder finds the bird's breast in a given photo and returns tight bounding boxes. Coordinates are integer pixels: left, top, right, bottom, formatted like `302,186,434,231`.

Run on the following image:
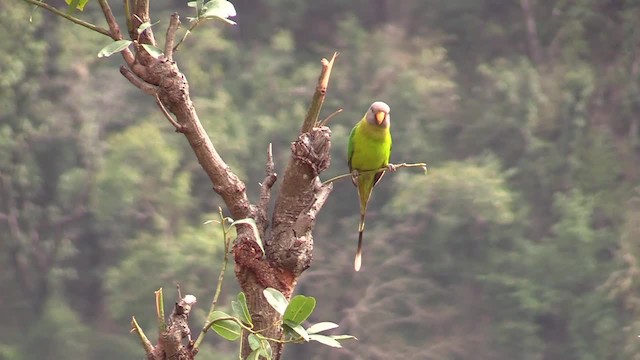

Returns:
350,126,391,171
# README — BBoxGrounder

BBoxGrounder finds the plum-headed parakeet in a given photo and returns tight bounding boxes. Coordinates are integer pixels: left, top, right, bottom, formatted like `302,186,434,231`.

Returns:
348,101,393,271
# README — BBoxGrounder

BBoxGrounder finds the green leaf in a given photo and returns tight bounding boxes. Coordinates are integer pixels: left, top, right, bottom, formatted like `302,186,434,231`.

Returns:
283,295,316,326
229,218,264,255
263,288,288,315
284,320,309,341
97,40,132,58
232,292,252,326
65,0,89,13
141,44,164,59
207,311,241,341
137,21,157,34
247,333,261,351
66,0,80,14
306,322,339,334
248,334,272,359
309,334,342,348
201,0,237,25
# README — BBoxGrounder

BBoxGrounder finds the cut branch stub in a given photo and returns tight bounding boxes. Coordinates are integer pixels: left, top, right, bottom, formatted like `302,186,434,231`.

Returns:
291,127,332,177
152,294,198,360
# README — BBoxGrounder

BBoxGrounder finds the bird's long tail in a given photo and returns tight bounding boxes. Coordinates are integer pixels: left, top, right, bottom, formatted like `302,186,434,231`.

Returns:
354,213,365,271
354,173,375,272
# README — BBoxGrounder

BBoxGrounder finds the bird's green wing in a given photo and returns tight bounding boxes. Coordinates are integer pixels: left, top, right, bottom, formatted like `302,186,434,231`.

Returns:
347,122,358,171
372,131,392,187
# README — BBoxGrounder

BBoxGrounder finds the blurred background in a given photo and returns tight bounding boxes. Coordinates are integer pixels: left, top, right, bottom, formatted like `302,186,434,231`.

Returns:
2,0,640,359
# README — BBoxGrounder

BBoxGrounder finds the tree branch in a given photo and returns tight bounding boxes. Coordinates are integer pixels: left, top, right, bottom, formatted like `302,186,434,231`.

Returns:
98,0,122,38
165,13,180,61
130,0,155,46
519,0,543,65
257,143,277,237
120,66,156,94
155,93,184,132
319,108,343,127
97,0,134,65
22,0,112,38
293,181,333,236
301,53,338,132
322,162,428,185
155,294,198,359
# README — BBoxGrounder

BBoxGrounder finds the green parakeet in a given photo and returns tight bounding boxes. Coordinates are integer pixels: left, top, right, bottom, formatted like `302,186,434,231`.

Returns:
348,101,393,271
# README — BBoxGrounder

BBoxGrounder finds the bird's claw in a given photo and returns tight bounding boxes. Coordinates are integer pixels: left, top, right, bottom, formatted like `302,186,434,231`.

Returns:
387,164,397,172
351,169,360,179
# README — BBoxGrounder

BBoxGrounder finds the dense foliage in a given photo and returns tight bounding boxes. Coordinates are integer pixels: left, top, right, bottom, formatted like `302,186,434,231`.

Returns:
1,1,639,359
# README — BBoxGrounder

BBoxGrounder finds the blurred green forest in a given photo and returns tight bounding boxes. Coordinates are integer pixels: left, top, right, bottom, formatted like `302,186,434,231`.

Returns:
2,0,640,359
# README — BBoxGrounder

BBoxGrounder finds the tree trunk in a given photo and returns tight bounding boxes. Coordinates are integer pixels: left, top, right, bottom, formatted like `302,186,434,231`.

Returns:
520,0,544,65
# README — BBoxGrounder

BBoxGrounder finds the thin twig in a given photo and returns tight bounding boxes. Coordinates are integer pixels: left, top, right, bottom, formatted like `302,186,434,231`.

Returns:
22,0,112,37
319,108,343,127
124,0,133,34
301,52,338,133
210,208,230,311
131,316,154,355
155,93,184,132
165,13,180,61
322,162,428,185
193,208,232,350
173,18,200,52
120,66,156,94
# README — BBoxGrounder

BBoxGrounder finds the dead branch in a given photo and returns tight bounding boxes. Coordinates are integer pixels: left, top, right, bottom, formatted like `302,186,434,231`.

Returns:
257,144,277,237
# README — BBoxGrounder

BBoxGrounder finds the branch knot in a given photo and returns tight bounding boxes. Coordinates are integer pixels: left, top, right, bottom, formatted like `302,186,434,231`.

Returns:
291,126,331,177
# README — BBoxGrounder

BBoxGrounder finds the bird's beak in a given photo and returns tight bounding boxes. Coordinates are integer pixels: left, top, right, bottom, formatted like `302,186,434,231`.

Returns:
375,111,386,125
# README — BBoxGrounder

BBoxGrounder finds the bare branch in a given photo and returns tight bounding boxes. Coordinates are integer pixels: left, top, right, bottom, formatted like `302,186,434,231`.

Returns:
173,17,202,52
131,0,155,46
96,0,134,65
257,143,277,235
98,0,122,38
322,162,429,185
165,13,180,61
22,0,112,37
319,108,343,127
301,52,338,132
155,93,184,132
130,316,154,356
120,66,156,95
293,181,333,236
